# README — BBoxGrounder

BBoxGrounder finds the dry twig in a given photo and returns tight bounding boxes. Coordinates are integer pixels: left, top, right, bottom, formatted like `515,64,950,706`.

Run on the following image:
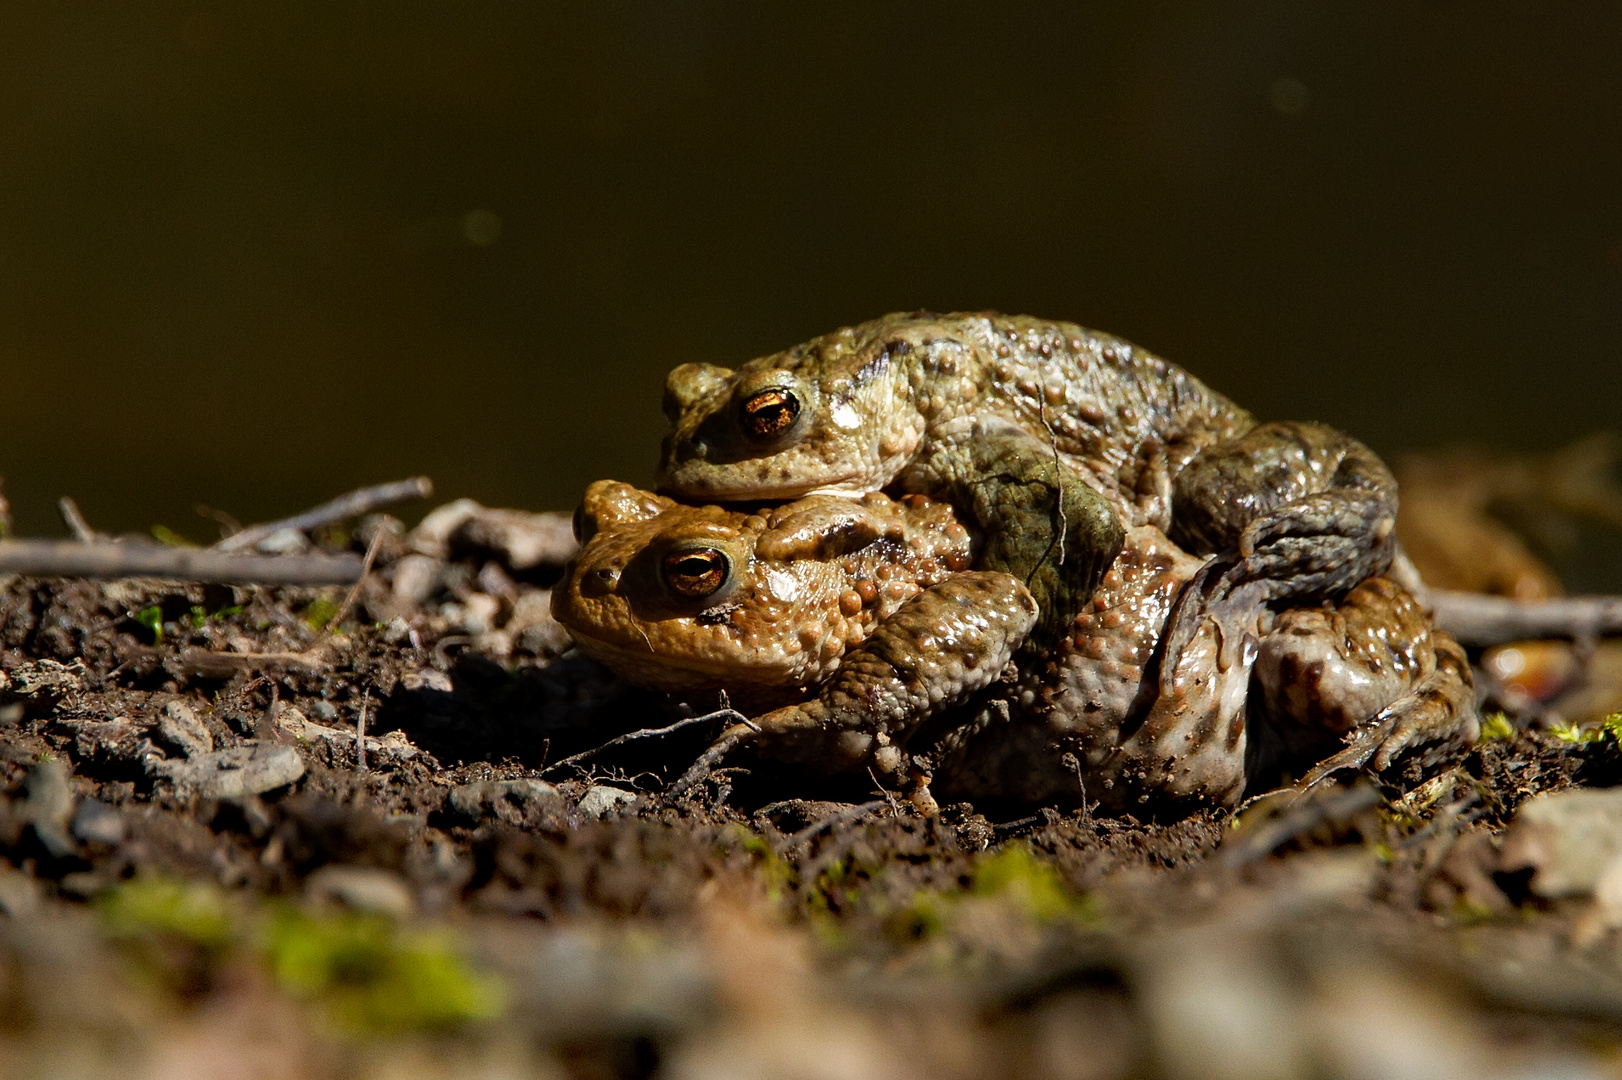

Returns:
1431,589,1622,646
356,688,370,774
214,476,432,553
780,800,887,856
326,526,386,631
57,497,101,544
175,645,332,678
0,541,363,585
1217,782,1384,867
541,709,748,778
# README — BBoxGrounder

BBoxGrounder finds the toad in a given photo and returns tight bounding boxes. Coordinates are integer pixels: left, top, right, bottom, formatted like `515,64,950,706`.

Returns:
658,312,1400,705
553,483,1477,810
550,480,1005,712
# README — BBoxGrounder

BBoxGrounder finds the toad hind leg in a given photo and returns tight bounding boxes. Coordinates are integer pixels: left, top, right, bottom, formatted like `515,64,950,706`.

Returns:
1297,633,1479,790
668,571,1038,799
1163,421,1399,690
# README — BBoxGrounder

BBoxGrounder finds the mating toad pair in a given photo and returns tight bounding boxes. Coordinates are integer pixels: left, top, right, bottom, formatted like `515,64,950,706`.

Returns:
552,312,1478,812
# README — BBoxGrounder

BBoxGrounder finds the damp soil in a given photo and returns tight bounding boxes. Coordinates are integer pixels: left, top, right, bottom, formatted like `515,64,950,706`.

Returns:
0,540,1619,1078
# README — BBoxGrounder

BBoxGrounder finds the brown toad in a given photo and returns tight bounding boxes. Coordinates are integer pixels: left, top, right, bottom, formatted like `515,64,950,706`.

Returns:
552,485,1477,810
658,312,1400,710
550,480,1013,713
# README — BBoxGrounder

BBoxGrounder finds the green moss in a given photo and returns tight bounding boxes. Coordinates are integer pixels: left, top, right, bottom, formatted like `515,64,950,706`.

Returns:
971,844,1095,924
1449,896,1501,926
303,596,342,631
96,878,505,1036
1549,713,1622,744
717,824,794,902
262,908,507,1034
873,844,1100,952
1477,711,1515,743
886,890,948,943
149,524,195,547
185,602,244,630
97,877,236,950
134,605,165,644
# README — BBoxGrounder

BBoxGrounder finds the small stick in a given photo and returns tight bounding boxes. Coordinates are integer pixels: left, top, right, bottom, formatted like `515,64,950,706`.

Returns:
214,476,433,553
1431,589,1622,646
666,724,755,799
0,541,364,585
355,688,370,774
781,800,886,855
258,681,281,741
194,504,243,540
57,497,101,544
867,767,902,818
177,645,331,678
326,526,386,632
1217,782,1384,867
541,709,748,778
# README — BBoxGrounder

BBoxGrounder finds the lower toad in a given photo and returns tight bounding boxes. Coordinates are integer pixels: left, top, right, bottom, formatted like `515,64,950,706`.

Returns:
553,484,1479,810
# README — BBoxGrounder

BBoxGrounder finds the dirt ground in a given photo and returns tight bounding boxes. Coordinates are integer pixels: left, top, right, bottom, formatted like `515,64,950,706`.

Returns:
2,500,1622,1080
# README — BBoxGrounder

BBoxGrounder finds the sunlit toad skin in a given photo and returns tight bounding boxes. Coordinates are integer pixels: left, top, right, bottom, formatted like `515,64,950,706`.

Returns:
554,487,1476,810
922,531,1475,810
1260,577,1480,793
550,480,989,712
658,311,1399,673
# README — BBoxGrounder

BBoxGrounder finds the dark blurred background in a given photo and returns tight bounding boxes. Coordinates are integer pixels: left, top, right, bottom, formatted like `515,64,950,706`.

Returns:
2,3,1618,579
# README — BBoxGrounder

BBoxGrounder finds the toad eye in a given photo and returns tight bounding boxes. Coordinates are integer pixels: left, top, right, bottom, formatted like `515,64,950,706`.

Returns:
739,388,801,441
661,547,730,599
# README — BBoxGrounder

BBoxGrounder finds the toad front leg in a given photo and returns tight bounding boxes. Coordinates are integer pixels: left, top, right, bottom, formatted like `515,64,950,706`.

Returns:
902,421,1125,646
1162,420,1399,685
670,572,1038,805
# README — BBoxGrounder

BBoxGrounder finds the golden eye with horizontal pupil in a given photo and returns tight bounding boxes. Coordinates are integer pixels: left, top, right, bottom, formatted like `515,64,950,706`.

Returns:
740,388,800,440
662,548,729,599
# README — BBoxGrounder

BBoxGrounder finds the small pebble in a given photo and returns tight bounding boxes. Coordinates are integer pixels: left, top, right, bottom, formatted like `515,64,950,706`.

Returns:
578,785,637,821
1501,787,1622,898
157,700,214,758
22,760,76,858
254,527,310,555
70,799,124,846
305,865,416,919
158,743,305,800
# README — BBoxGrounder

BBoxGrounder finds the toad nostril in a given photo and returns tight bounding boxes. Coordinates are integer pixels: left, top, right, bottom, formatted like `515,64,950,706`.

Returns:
594,567,620,586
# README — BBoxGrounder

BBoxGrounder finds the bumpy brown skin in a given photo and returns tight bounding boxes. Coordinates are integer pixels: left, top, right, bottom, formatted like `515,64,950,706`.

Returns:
555,488,1477,810
930,525,1261,809
931,530,1475,812
658,311,1399,667
551,480,979,711
1264,578,1481,791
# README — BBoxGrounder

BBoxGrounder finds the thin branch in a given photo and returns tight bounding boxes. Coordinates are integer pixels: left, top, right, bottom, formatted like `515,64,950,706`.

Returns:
540,709,747,778
214,476,433,553
193,504,243,539
326,526,386,631
175,645,331,678
1431,589,1622,646
781,800,886,855
57,497,101,544
355,688,370,774
0,541,363,585
1216,782,1384,867
867,766,902,818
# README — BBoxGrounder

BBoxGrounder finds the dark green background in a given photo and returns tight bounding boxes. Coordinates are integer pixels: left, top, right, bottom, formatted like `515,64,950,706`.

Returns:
3,3,1618,580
